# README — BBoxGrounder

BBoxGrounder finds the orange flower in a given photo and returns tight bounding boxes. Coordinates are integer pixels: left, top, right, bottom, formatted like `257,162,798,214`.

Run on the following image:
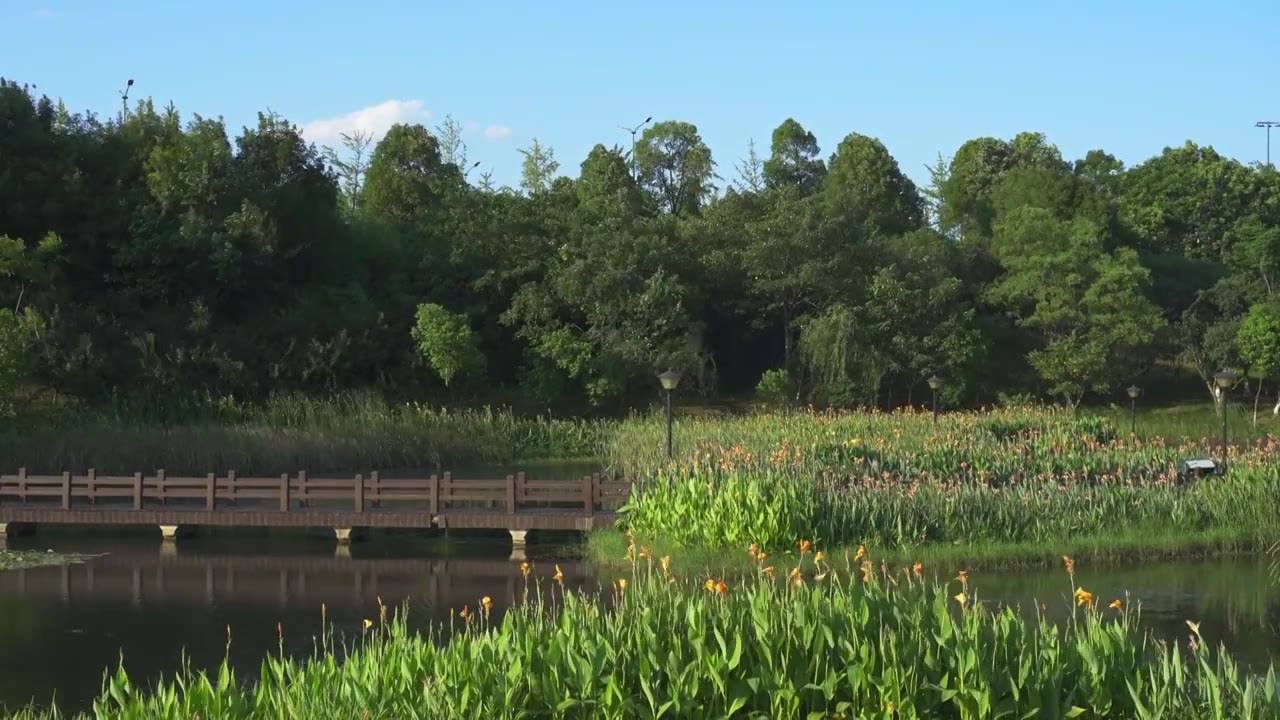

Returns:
748,543,758,558
814,551,825,563
660,556,671,573
1109,599,1123,610
912,561,923,578
860,560,873,583
1074,588,1095,609
957,570,969,588
553,565,564,582
758,552,769,562
459,605,471,621
481,596,493,613
715,581,727,595
639,546,651,560
1062,555,1075,575
798,540,812,555
855,545,867,561
520,562,531,578
763,566,776,577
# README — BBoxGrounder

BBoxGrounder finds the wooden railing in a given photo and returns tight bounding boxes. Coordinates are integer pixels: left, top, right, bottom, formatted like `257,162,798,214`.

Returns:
0,470,632,516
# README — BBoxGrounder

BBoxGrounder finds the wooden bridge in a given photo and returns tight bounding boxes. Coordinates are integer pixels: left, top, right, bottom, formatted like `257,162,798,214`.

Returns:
0,469,632,546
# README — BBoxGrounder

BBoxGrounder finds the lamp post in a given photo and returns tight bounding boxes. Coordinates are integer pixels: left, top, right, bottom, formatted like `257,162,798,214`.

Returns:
657,369,682,459
1257,121,1280,167
1214,370,1236,471
927,375,944,427
621,116,652,180
1125,385,1141,436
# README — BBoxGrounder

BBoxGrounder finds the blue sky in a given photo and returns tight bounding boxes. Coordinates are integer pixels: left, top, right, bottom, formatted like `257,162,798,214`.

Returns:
5,1,1278,190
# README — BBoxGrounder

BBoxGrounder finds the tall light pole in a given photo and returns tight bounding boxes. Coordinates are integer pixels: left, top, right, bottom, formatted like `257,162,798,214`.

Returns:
657,369,682,460
119,78,134,120
1214,370,1236,472
1257,121,1279,167
1126,385,1141,436
621,116,652,180
927,375,944,428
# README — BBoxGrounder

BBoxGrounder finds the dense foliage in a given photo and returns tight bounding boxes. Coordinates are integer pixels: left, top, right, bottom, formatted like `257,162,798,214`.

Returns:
3,79,1280,416
19,548,1279,718
614,409,1280,551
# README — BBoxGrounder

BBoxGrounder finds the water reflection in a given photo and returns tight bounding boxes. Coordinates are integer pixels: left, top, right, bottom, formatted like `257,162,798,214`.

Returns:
0,537,594,714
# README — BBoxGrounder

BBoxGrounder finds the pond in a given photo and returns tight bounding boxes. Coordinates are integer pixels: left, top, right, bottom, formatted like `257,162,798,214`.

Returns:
0,536,1276,715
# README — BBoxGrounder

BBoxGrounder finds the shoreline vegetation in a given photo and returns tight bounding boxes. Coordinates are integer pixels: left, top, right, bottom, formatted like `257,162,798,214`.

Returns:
0,549,88,572
14,544,1280,719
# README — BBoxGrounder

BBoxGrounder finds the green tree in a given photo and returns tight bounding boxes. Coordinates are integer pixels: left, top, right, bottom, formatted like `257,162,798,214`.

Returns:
411,303,485,387
989,208,1165,407
518,138,560,194
823,132,923,239
763,119,825,195
1237,302,1280,417
634,121,715,216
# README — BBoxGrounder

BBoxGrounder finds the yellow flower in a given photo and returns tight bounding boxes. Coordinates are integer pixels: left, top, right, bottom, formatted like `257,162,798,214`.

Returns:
954,592,968,606
520,562,531,578
814,551,825,563
553,565,564,582
460,605,471,620
481,596,493,613
363,618,373,629
639,546,652,560
798,540,812,554
855,545,867,561
758,552,769,562
1074,588,1095,609
618,578,628,592
860,560,873,583
1109,599,1123,610
704,578,716,592
789,567,802,579
661,556,671,573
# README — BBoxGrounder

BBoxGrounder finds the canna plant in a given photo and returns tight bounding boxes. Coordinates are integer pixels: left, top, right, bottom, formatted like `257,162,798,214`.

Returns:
16,546,1280,719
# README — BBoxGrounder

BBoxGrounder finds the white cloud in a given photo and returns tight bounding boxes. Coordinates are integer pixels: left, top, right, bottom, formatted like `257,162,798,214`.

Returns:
31,8,53,19
301,99,431,146
483,124,513,141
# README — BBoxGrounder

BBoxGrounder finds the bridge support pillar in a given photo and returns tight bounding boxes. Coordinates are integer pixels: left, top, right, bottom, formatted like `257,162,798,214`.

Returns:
334,527,353,545
159,525,181,542
509,529,529,548
0,522,7,539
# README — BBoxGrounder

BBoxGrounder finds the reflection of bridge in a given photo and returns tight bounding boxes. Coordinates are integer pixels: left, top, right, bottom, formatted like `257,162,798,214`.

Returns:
0,470,631,548
0,551,592,611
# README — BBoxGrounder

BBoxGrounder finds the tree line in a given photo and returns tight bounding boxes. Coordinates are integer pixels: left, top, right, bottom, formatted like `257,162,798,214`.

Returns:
1,78,1278,417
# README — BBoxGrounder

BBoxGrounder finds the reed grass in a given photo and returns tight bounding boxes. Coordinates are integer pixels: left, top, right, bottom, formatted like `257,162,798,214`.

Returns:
16,543,1280,719
0,393,609,475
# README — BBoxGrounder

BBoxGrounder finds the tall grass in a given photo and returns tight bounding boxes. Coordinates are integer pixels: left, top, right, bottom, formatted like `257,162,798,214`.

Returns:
17,546,1280,718
0,393,610,475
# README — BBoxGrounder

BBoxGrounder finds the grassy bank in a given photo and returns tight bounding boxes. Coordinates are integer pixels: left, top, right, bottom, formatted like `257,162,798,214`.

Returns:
0,393,609,475
587,527,1273,574
17,545,1279,719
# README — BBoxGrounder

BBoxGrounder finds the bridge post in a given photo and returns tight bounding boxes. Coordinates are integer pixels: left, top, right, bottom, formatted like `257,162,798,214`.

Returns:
159,525,181,542
334,527,353,545
509,529,528,557
0,522,6,539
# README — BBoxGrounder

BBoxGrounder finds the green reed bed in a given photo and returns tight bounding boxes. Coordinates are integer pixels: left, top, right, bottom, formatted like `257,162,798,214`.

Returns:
0,393,609,475
18,547,1280,719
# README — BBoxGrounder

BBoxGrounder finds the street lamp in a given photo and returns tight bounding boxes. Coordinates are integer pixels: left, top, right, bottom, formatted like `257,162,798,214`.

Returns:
1126,385,1141,436
657,369,682,459
621,116,652,180
463,160,481,179
927,375,944,427
1257,121,1280,167
1214,370,1236,471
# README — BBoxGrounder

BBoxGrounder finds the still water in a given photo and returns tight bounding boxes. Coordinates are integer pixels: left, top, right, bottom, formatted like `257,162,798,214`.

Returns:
0,537,1276,714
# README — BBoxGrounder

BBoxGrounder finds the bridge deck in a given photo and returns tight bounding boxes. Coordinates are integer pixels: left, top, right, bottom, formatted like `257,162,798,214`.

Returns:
0,470,629,531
